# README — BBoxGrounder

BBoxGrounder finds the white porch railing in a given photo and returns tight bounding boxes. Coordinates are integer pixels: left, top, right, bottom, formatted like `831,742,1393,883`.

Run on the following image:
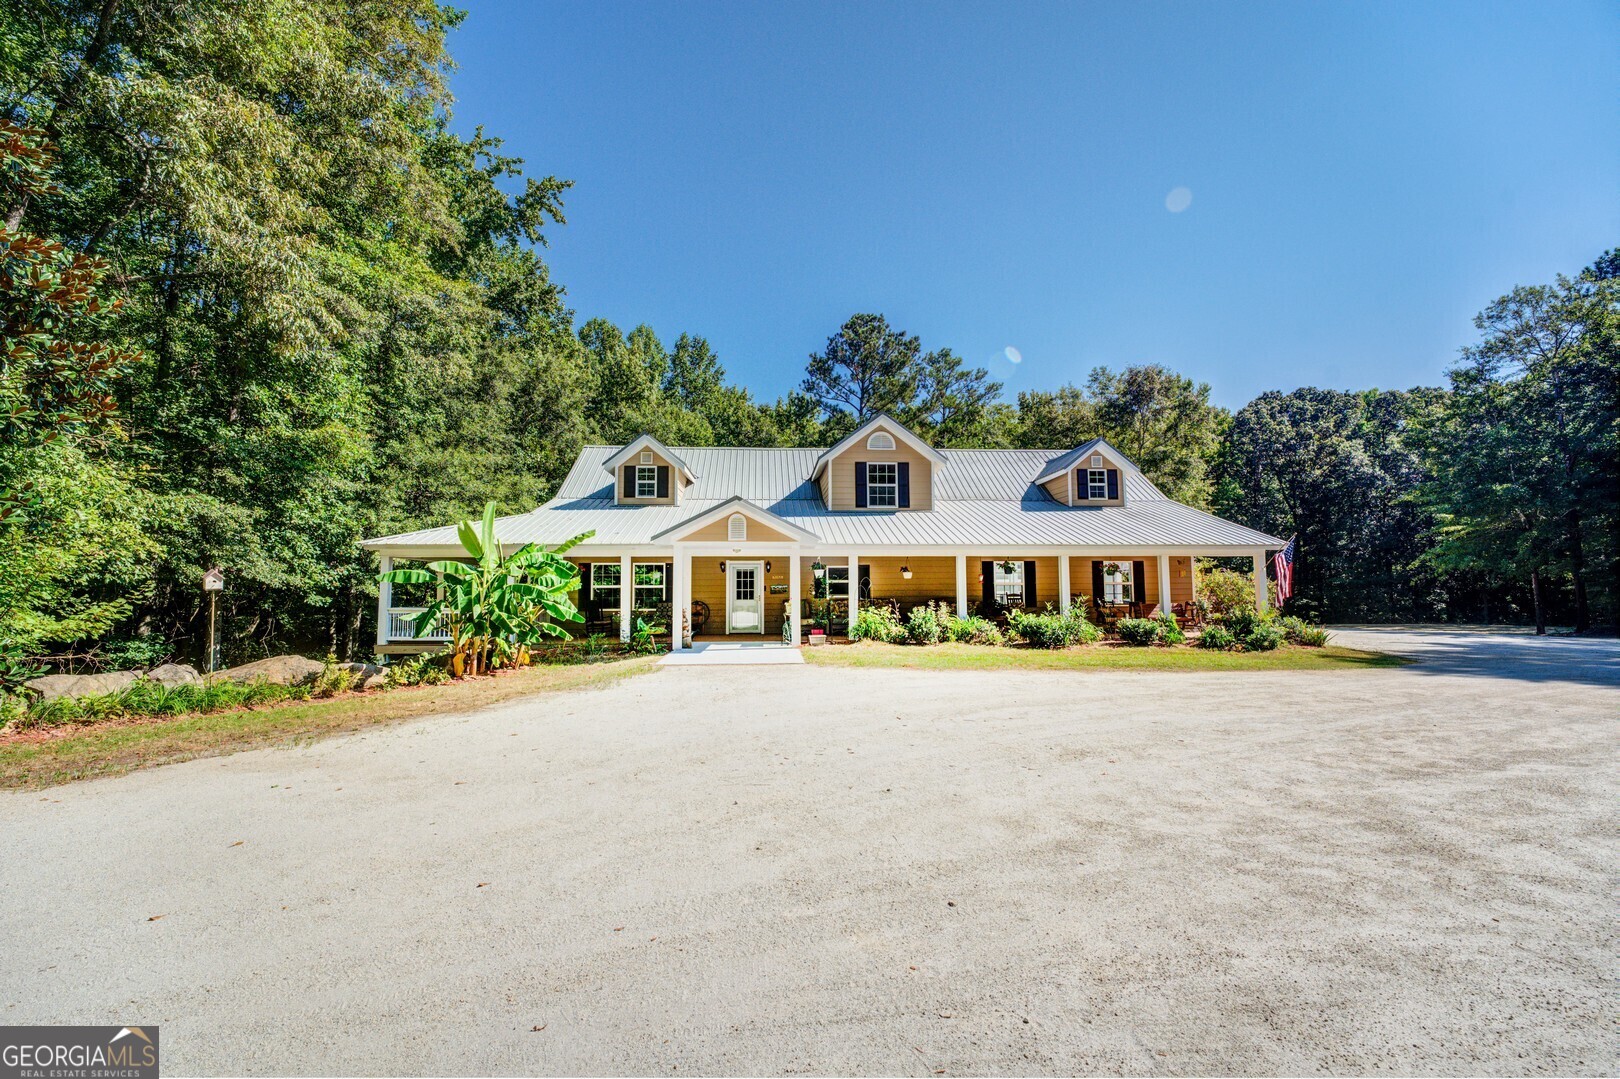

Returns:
387,606,451,642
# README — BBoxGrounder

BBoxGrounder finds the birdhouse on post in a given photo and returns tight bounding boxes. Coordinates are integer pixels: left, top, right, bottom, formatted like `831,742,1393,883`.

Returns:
203,568,225,592
202,567,225,672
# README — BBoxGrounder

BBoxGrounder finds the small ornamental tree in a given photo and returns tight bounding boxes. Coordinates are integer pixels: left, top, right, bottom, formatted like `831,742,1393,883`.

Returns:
381,502,590,676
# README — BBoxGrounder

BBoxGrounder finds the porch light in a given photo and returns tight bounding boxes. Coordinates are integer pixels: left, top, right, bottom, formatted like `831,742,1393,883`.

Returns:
764,561,772,572
718,561,726,573
901,565,912,579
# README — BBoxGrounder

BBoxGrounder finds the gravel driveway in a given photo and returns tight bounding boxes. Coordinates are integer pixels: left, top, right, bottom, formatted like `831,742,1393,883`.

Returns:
2,628,1615,1075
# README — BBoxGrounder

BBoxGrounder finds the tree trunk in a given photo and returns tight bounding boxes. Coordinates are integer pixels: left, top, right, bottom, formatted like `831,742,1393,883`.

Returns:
1529,568,1546,636
1566,510,1591,633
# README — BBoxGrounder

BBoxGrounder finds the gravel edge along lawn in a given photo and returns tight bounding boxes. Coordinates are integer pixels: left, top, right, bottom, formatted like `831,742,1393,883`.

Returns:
0,656,658,790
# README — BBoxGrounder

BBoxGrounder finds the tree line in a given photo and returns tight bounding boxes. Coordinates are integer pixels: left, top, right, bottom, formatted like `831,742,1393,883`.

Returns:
1,2,1614,667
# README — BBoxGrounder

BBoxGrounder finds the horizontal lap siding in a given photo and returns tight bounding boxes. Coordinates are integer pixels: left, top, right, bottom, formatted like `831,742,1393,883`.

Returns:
681,515,798,543
823,424,934,510
692,556,792,636
618,448,679,506
1069,556,1193,609
863,557,958,606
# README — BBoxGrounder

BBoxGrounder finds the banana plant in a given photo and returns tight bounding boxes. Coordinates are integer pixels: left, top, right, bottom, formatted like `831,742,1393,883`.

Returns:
381,502,591,677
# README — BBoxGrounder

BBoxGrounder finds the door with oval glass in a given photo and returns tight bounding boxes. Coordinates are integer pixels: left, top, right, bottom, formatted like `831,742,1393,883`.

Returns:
726,560,764,633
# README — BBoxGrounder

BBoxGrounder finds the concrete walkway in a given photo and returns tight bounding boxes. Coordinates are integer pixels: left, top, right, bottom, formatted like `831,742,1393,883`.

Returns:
658,640,805,665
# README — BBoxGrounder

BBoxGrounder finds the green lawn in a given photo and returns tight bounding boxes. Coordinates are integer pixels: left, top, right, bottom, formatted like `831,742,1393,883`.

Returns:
0,656,657,790
803,641,1407,672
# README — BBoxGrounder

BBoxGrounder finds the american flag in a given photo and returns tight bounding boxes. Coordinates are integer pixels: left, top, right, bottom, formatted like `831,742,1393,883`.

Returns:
1273,536,1297,605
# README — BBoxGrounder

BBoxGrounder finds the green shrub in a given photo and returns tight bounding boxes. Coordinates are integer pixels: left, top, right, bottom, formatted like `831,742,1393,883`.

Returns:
387,653,450,687
905,604,943,645
313,654,358,698
0,690,27,729
1009,606,1099,649
627,617,664,655
1242,624,1284,651
1153,610,1185,645
1275,615,1329,647
1197,624,1235,650
851,604,906,643
98,635,174,671
944,614,1003,646
0,641,46,694
1114,617,1162,646
1222,607,1262,638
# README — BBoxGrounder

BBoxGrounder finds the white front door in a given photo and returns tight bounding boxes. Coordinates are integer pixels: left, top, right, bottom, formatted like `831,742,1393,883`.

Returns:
726,561,764,634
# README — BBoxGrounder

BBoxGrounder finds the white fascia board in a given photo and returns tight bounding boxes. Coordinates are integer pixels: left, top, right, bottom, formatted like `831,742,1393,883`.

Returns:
809,414,947,479
601,434,698,481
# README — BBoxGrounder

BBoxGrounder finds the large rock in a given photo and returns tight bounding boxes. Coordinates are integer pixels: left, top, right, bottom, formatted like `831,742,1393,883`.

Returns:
219,655,325,687
148,663,202,687
25,669,144,702
344,662,382,683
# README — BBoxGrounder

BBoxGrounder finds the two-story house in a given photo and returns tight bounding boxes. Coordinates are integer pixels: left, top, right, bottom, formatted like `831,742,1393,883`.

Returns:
361,415,1284,651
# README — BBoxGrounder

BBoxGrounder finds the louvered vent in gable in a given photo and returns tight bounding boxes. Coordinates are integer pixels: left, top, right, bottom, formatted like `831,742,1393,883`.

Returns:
728,514,747,541
866,431,896,451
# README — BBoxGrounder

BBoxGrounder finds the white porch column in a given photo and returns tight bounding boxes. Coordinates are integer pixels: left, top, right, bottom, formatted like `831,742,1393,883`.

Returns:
619,554,634,642
375,555,392,647
1157,553,1172,614
788,552,802,645
1252,548,1269,612
955,554,968,617
847,551,859,635
669,546,685,650
680,548,693,646
1057,555,1071,615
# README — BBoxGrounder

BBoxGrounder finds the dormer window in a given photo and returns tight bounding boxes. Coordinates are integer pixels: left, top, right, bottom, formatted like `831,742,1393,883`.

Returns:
636,466,658,498
1087,469,1108,499
867,431,896,451
866,462,898,507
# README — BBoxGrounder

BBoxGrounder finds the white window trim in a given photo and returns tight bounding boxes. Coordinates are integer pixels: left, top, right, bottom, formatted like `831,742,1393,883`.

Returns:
993,562,1025,606
1088,468,1108,500
635,465,658,499
825,565,850,598
633,563,667,608
867,462,898,508
1102,561,1133,604
591,562,622,601
866,431,896,451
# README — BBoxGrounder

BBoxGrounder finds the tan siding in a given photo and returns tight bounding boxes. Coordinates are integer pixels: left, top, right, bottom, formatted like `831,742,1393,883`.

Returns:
1070,556,1191,612
692,555,793,636
1170,556,1194,605
1069,452,1127,507
681,512,798,543
617,449,678,506
1039,475,1069,504
822,423,934,510
862,557,958,607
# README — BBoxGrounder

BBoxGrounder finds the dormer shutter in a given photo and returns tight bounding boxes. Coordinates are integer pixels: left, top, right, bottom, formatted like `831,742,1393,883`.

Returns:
656,466,670,498
1074,469,1089,500
897,462,910,508
621,466,635,498
855,462,868,508
1106,470,1119,500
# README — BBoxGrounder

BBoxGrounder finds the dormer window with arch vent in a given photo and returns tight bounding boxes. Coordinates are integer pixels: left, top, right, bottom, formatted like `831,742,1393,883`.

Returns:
866,431,896,451
727,514,747,541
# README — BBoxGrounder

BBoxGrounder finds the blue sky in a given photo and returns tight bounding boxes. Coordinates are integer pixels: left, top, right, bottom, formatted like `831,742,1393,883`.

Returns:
447,1,1618,410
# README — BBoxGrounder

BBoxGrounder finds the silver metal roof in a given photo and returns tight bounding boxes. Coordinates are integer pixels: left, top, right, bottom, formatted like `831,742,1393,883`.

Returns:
362,444,1284,551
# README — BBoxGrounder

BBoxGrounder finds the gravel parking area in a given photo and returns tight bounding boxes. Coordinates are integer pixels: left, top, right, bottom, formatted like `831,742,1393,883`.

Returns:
2,628,1615,1075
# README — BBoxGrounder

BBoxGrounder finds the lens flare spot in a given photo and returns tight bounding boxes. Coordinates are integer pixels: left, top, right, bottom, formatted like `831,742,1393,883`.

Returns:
1004,346,1022,364
1165,186,1193,213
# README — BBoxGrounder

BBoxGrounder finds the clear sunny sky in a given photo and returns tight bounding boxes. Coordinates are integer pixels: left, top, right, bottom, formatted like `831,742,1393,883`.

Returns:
446,1,1618,409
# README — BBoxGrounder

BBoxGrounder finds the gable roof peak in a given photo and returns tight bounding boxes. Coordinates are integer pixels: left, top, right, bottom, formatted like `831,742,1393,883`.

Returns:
601,433,698,481
810,413,946,479
1032,437,1142,486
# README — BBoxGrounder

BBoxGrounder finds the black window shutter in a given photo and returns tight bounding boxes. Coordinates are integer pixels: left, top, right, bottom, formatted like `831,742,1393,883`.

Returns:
1074,470,1089,500
1106,469,1119,499
981,561,994,612
855,462,868,507
656,466,670,498
664,562,673,600
622,466,635,498
1133,560,1146,604
1024,560,1038,608
579,562,593,612
897,462,910,507
1091,560,1104,608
